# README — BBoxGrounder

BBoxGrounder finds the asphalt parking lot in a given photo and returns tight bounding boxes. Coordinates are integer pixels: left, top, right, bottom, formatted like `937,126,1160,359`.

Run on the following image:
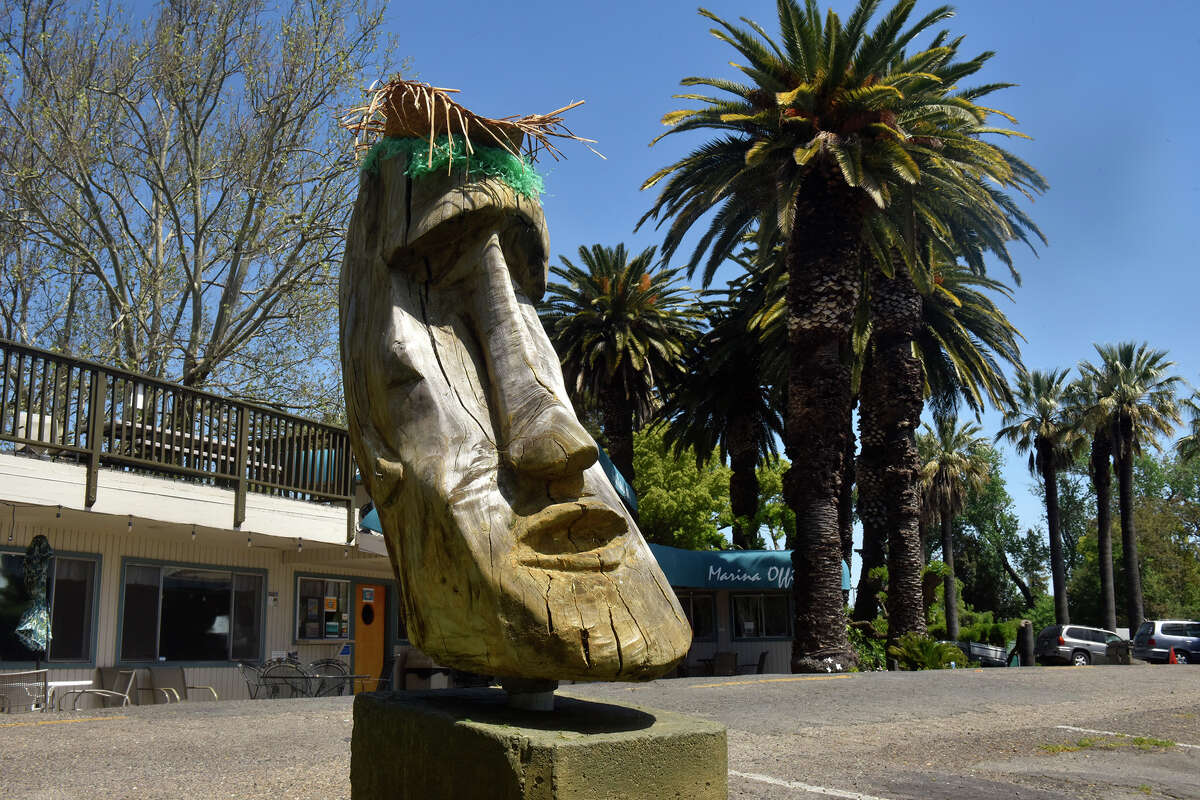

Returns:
1,665,1196,799
567,665,1200,799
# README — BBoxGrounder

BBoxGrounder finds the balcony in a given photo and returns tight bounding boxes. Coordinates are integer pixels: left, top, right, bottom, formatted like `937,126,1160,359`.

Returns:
0,338,356,536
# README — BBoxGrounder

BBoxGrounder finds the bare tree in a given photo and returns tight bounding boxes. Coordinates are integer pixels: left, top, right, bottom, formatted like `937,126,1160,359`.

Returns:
0,0,394,416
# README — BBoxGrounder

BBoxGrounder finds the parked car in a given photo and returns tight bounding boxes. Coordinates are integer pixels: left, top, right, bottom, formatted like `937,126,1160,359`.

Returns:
1132,620,1200,664
1035,624,1124,666
943,640,1010,668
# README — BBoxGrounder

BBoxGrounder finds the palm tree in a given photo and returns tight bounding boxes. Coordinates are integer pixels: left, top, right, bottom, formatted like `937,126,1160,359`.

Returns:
1070,374,1117,631
996,369,1081,625
1176,390,1200,464
639,0,1037,672
917,415,989,640
1077,343,1181,630
856,264,1023,630
658,282,783,549
855,124,1044,637
539,244,700,488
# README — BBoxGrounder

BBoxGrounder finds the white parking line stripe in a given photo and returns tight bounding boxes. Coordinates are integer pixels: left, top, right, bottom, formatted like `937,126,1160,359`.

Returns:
730,770,897,799
1055,725,1200,749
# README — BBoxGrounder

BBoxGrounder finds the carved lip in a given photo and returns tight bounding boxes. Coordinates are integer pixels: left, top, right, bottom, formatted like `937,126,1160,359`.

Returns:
514,500,628,572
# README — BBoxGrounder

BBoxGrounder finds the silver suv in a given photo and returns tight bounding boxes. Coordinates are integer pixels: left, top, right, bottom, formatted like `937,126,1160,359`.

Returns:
1035,624,1123,666
1132,620,1200,664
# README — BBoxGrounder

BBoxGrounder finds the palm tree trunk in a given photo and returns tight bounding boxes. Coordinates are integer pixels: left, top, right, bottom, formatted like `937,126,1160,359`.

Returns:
854,353,886,622
728,412,760,549
600,385,635,496
865,263,926,640
941,504,959,641
852,523,885,622
1090,432,1117,630
1115,427,1143,630
1039,443,1069,624
784,160,863,672
839,415,856,567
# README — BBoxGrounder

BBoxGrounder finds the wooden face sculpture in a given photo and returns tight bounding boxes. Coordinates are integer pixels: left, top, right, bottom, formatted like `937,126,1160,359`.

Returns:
340,157,691,682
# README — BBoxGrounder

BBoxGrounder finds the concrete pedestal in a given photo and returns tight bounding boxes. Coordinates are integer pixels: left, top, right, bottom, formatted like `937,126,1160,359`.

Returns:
351,688,727,800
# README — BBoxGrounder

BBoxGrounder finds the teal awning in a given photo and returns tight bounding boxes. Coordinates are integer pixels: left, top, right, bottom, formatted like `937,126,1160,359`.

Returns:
596,448,637,511
648,543,850,592
360,505,381,533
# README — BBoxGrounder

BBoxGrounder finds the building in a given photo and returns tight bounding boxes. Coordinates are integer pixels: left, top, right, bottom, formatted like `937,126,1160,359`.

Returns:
0,338,397,702
649,544,851,674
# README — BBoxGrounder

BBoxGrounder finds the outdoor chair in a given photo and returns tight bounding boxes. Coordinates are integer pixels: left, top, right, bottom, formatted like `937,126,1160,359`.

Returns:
738,650,769,675
374,654,396,691
237,662,264,699
142,667,218,703
306,658,350,697
0,669,48,713
59,668,136,711
711,651,738,677
260,660,311,699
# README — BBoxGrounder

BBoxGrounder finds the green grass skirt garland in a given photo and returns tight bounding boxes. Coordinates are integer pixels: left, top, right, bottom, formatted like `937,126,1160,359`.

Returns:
361,135,545,200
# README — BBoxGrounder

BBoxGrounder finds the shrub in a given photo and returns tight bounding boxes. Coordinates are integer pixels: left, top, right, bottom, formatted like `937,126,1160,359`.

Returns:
848,624,887,671
887,633,964,671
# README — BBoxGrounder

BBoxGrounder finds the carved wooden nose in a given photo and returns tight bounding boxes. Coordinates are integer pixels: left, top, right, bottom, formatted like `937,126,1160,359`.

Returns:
472,233,597,479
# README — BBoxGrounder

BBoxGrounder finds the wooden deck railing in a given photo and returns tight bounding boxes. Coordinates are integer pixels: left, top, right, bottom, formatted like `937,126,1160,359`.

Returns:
0,338,356,536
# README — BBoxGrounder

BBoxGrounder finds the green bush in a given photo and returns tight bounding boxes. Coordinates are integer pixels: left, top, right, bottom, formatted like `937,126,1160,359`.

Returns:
887,633,964,671
848,625,887,672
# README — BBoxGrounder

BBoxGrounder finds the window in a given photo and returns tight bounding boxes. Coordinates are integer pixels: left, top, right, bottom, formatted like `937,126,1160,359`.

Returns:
1,552,97,663
1162,623,1187,636
675,591,716,641
296,578,350,641
732,592,790,639
120,562,263,662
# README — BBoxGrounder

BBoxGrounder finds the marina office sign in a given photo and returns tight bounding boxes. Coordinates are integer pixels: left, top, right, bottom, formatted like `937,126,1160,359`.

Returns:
648,544,850,592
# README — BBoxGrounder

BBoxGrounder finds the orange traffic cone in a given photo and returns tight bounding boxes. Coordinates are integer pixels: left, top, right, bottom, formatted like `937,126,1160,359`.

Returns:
1169,647,1178,664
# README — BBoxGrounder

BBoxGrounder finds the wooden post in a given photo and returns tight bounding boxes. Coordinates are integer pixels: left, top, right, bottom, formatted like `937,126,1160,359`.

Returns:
234,407,249,528
1018,619,1036,667
85,369,104,507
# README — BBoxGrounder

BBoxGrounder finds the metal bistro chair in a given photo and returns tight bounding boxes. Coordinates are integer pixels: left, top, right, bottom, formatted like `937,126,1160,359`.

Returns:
710,651,738,677
60,668,137,711
237,662,264,699
260,659,312,699
143,666,219,703
0,669,48,713
306,658,351,697
738,650,769,675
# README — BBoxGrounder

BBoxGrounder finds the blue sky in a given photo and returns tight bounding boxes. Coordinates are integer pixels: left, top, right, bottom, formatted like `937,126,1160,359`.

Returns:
384,0,1200,552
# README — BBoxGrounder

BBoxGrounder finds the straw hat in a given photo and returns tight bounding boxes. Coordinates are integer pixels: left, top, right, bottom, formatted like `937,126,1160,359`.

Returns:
342,78,599,166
